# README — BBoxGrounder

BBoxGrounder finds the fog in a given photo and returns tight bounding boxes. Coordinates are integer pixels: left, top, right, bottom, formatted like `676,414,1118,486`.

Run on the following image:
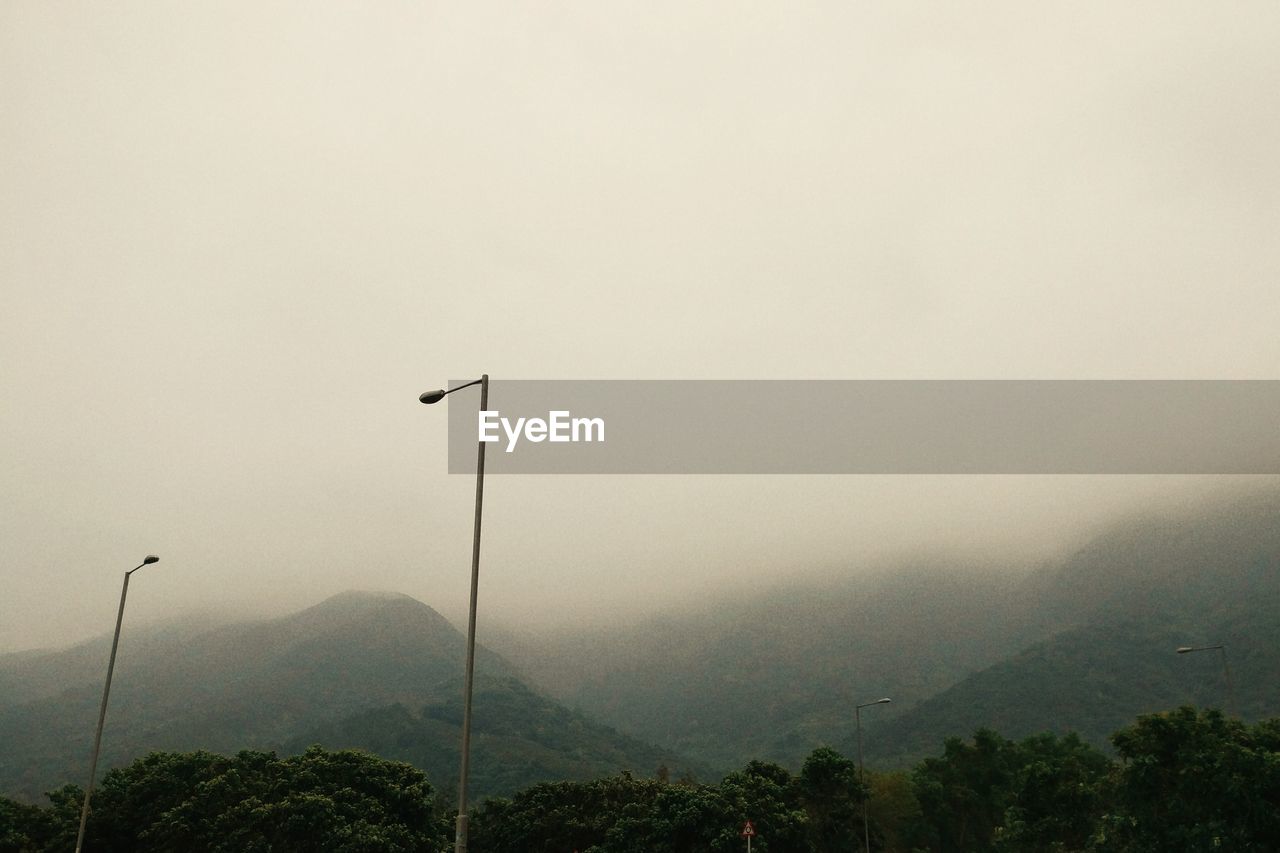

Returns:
3,3,1279,652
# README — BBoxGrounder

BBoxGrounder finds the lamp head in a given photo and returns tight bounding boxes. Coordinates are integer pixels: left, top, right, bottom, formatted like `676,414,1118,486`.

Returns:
878,697,892,704
419,390,447,405
143,555,159,565
1176,646,1193,654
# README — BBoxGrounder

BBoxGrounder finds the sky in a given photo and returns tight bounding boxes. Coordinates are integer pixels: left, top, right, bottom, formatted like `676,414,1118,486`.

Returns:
2,3,1279,652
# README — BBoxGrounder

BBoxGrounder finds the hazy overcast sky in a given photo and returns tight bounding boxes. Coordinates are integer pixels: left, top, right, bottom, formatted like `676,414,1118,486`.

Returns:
3,3,1279,651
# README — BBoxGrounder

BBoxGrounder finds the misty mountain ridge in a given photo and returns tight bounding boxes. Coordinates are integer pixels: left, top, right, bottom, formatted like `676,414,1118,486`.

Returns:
4,486,1279,804
283,676,698,801
499,559,1034,770
0,589,688,803
3,590,506,722
852,489,1280,763
492,486,1280,771
1021,487,1280,627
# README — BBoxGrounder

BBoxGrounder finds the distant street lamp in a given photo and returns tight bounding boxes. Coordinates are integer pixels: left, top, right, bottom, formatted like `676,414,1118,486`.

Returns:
74,554,160,853
1176,644,1237,717
855,697,891,853
420,375,488,853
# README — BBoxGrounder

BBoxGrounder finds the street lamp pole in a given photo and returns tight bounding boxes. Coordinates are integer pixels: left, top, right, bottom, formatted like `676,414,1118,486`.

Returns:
1176,644,1237,717
855,697,891,853
75,554,159,853
420,375,488,853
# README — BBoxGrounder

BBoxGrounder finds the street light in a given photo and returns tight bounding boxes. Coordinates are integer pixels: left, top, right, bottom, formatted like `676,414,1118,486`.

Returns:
1176,644,1237,717
74,554,160,853
420,375,488,853
855,697,891,853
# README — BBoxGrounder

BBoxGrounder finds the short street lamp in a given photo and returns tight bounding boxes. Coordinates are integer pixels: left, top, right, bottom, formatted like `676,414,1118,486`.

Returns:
75,555,160,853
1176,644,1237,717
420,375,488,853
856,697,891,853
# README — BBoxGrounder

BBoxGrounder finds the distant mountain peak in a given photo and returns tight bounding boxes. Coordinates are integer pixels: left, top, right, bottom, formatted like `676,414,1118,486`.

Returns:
300,590,449,621
287,591,468,648
0,587,521,802
317,589,423,606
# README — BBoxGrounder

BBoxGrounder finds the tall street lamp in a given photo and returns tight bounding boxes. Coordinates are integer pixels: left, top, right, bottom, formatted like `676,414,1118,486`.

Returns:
420,375,488,853
1176,644,1237,717
855,697,891,853
74,554,160,853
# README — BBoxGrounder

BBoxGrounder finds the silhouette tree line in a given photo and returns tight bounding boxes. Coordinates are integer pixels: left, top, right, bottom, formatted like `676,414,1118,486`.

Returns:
2,706,1277,852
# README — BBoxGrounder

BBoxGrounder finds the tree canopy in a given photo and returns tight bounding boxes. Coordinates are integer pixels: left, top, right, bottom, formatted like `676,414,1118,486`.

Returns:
1,747,450,853
4,707,1279,852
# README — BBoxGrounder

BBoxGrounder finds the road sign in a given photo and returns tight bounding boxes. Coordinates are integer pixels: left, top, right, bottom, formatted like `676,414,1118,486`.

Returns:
741,820,756,837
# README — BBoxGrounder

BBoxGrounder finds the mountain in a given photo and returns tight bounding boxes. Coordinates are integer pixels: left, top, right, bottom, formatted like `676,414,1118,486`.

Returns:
0,591,686,803
497,486,1280,773
499,559,1039,772
284,677,697,802
856,489,1280,764
8,488,1279,803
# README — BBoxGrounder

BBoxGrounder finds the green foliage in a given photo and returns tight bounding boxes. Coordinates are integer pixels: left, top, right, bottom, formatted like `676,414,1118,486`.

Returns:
469,751,834,853
468,773,665,853
798,746,865,852
995,732,1110,853
864,771,922,853
910,729,1111,853
5,711,1280,853
0,785,80,852
0,747,450,852
912,729,1015,853
0,795,56,853
718,761,808,852
600,783,743,852
1095,707,1280,852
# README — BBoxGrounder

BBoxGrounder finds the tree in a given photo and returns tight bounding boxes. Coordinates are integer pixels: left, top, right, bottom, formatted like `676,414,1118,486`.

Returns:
0,785,85,853
717,761,807,853
910,728,1112,853
1096,707,1280,852
0,795,52,852
468,762,809,853
798,746,865,853
994,732,1110,853
911,729,1014,853
598,783,738,852
864,770,924,853
468,773,664,853
9,747,450,852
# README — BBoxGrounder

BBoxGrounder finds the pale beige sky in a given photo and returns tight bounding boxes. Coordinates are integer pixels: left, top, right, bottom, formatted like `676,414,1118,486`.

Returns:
3,3,1279,651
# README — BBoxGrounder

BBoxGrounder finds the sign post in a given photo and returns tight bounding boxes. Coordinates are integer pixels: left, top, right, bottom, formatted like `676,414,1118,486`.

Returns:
740,819,756,853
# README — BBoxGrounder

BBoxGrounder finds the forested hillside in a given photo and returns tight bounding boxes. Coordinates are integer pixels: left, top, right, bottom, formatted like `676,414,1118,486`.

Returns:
0,592,682,803
856,489,1280,763
284,677,697,802
5,488,1279,810
510,561,1033,771
499,487,1280,771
